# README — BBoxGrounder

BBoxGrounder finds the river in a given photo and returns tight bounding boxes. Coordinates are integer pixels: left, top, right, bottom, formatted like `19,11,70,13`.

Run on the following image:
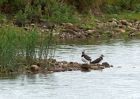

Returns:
0,39,140,99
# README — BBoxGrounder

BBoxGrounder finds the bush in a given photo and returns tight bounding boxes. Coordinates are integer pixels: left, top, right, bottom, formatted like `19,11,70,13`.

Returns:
45,0,77,23
103,4,121,14
134,4,140,12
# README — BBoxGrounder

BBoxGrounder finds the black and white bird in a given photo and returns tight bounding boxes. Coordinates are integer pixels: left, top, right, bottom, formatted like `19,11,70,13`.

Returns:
90,54,104,64
81,50,91,64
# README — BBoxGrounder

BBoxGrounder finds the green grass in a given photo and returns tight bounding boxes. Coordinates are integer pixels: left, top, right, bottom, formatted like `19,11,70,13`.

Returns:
0,25,55,73
102,12,140,20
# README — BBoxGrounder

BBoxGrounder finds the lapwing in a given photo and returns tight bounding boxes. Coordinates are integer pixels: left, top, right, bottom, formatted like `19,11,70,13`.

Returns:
81,50,91,64
90,54,104,64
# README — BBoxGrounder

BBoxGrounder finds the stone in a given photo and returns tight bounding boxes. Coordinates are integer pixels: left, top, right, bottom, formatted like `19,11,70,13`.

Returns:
120,20,128,25
112,18,118,22
129,32,136,37
102,62,110,67
127,23,132,27
87,29,96,33
54,68,65,72
91,66,100,70
111,21,118,27
99,66,105,69
127,26,137,31
80,64,90,71
116,28,126,33
62,23,73,27
30,65,40,72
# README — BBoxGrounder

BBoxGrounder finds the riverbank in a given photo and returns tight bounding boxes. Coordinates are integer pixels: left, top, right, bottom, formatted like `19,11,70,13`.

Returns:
58,18,140,41
1,16,140,41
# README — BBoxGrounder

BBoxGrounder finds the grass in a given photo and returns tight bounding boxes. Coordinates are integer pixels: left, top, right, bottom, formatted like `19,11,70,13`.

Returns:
101,12,140,20
0,25,55,73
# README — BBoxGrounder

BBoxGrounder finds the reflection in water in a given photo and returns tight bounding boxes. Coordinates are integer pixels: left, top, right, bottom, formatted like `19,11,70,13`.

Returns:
0,39,140,99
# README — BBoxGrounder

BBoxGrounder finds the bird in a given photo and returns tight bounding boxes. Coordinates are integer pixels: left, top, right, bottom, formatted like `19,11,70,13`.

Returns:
81,50,91,64
90,54,104,64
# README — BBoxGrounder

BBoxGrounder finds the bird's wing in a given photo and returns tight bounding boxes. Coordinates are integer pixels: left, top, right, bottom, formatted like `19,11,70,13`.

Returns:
91,57,103,64
91,58,99,64
84,55,91,61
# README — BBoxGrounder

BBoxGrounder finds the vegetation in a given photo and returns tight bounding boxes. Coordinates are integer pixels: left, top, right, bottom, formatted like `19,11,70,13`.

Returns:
0,0,140,73
0,25,55,73
0,0,140,24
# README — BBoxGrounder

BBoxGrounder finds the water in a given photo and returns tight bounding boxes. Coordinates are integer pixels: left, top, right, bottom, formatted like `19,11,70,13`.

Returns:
0,39,140,99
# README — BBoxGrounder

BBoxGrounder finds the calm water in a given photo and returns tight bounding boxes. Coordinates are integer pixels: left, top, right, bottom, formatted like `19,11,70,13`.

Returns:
0,39,140,99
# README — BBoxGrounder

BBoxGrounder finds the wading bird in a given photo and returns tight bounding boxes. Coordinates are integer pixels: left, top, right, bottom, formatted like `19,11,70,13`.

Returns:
90,54,104,64
81,50,91,64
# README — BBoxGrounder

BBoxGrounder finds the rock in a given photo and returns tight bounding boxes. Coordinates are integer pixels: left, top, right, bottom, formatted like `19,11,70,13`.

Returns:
48,59,56,63
54,68,65,72
30,65,40,72
87,29,96,33
116,28,126,33
111,21,118,27
110,65,113,67
62,23,73,27
90,64,104,70
62,61,68,64
127,23,132,27
99,66,105,69
112,18,118,22
91,66,100,70
127,26,137,31
118,25,125,28
80,64,90,71
129,32,136,37
102,62,110,67
120,20,128,25
31,23,35,27
68,68,73,71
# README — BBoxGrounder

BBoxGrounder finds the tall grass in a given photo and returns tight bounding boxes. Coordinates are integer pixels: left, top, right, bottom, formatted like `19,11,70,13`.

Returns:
0,25,55,72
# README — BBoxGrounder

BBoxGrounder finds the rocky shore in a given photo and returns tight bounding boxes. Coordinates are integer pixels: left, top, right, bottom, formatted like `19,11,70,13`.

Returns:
27,59,113,73
1,18,139,41
58,18,140,40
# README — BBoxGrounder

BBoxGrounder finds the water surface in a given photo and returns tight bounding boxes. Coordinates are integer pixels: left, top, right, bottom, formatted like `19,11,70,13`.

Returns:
0,39,140,99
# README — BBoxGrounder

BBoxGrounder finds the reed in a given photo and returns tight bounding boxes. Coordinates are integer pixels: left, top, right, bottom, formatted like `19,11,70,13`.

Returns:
0,25,55,73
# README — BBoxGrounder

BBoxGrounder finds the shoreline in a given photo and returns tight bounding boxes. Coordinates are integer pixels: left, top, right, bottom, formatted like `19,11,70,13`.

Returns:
0,59,113,75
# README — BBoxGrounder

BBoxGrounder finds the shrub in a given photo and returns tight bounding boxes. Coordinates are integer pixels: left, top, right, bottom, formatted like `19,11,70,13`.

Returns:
45,0,77,23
